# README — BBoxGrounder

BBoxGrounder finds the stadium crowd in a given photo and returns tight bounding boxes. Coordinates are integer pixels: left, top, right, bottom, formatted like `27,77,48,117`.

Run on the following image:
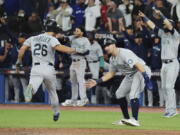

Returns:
0,0,180,107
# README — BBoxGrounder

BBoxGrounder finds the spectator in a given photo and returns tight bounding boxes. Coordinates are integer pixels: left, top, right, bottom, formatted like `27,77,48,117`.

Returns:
132,0,146,20
100,0,108,31
118,0,134,27
52,0,73,33
170,0,180,23
84,0,101,32
144,0,155,19
0,40,20,102
27,12,43,34
152,0,170,28
7,9,29,33
107,1,124,34
72,0,86,29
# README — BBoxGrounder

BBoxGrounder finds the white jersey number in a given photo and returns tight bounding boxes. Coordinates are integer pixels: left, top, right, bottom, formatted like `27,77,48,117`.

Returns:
33,44,48,56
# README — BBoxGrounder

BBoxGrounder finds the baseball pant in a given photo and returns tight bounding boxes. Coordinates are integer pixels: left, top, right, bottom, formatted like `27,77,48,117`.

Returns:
70,59,87,100
29,64,59,114
161,59,179,114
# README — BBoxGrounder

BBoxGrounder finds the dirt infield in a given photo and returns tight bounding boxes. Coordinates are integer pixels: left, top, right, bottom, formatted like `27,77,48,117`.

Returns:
0,104,168,112
0,104,180,135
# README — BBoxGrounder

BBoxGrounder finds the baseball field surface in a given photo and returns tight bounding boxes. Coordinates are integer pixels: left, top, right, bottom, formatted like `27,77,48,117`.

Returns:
0,104,180,135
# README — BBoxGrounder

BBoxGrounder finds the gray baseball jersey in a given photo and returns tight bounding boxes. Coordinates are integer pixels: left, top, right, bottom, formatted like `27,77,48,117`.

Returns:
158,29,180,59
109,48,146,76
86,41,103,61
87,41,103,79
109,48,151,100
24,33,61,65
69,35,90,59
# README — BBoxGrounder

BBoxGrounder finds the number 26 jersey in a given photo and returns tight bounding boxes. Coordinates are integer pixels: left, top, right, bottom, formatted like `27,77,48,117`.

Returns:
23,33,61,65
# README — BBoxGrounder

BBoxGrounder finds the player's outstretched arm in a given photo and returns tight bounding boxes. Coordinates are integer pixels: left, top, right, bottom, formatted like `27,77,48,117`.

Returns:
138,11,156,30
85,71,116,88
153,9,173,30
54,45,76,54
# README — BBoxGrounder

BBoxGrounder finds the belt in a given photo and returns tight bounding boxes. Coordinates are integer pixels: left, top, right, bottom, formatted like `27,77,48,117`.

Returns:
89,60,99,63
72,59,81,62
162,59,173,64
34,62,53,66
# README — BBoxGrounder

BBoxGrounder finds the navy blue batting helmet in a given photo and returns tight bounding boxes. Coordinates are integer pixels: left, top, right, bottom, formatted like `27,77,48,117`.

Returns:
44,19,59,33
103,37,116,47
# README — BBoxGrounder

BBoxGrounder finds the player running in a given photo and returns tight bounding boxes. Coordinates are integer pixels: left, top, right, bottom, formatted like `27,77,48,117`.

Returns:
85,37,153,126
16,19,82,122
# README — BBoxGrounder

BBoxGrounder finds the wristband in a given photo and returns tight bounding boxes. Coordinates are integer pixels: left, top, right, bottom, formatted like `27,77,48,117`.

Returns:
161,14,166,21
142,72,150,81
143,16,149,23
95,78,103,84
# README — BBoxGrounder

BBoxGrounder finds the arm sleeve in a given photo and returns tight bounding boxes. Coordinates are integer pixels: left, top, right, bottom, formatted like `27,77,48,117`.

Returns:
23,37,32,47
97,44,103,57
173,29,180,40
50,37,61,48
99,56,105,68
61,7,73,17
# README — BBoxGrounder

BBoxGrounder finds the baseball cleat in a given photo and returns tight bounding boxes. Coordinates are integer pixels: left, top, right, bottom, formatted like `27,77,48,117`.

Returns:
76,99,89,107
61,99,77,106
164,112,178,118
112,120,124,125
53,112,60,121
162,112,169,117
24,84,33,102
121,118,140,127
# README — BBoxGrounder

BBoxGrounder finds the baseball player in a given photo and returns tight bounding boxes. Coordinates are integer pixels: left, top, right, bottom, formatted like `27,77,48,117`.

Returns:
16,19,80,121
139,10,180,117
61,26,91,107
86,32,104,103
86,37,153,126
86,33,104,79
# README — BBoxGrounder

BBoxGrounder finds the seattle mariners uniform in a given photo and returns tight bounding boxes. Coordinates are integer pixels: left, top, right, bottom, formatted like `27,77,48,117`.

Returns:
87,40,103,79
139,10,180,117
86,33,104,104
62,27,91,107
86,37,153,126
16,19,76,121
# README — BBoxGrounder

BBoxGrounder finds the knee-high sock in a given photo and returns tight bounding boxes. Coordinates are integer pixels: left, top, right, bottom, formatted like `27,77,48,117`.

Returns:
118,97,130,119
130,98,139,120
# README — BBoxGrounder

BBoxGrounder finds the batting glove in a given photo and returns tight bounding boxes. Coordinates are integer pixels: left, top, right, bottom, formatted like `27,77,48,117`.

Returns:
142,72,153,91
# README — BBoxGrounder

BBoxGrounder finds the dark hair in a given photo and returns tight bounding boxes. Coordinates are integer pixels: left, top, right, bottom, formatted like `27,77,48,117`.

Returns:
75,26,86,36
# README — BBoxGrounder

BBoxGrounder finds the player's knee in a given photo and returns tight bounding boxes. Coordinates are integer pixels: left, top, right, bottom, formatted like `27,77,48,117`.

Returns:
129,93,138,100
163,85,174,91
115,90,124,99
